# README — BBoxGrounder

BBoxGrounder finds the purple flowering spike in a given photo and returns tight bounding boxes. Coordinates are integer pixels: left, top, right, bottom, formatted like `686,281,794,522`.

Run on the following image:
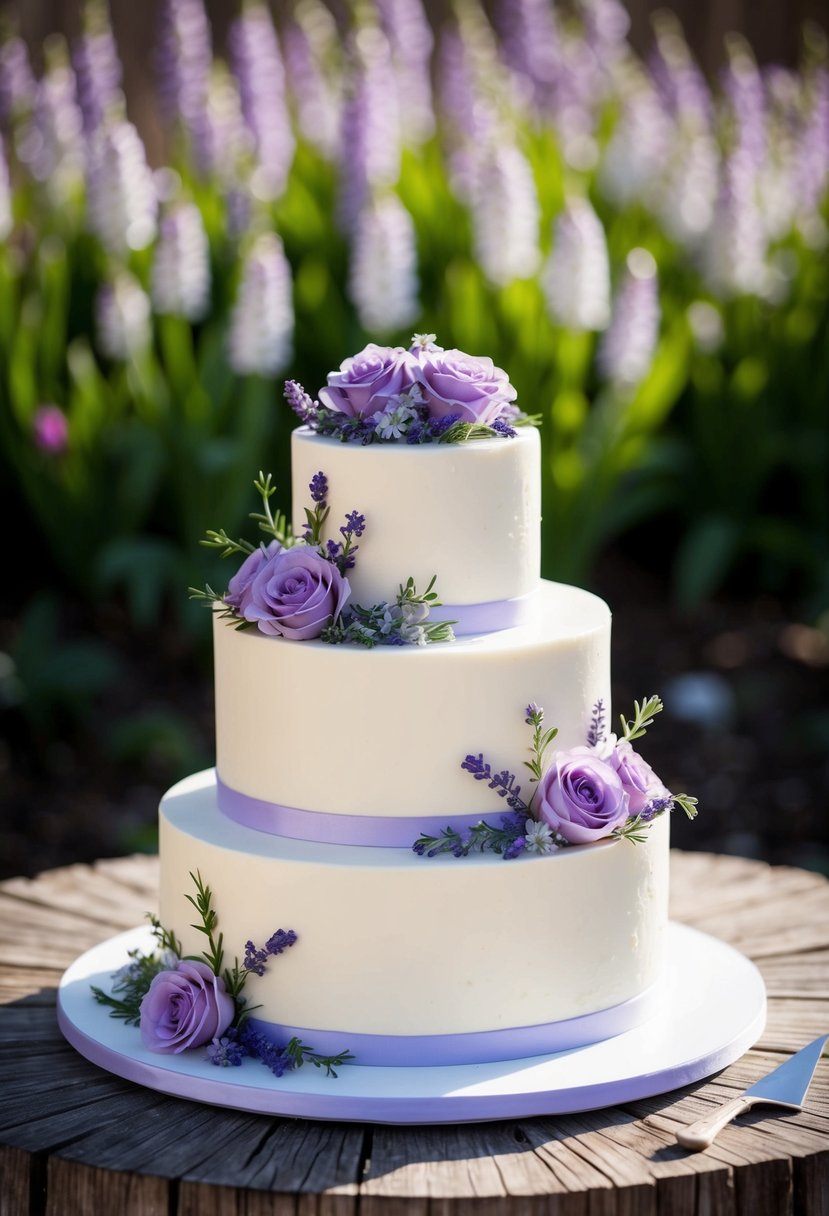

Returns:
598,249,660,389
649,13,713,133
95,272,151,362
0,34,36,129
471,143,540,287
229,232,294,378
487,0,561,111
86,118,157,254
376,0,435,146
0,137,11,239
338,24,400,232
151,202,211,322
281,1,342,162
348,193,419,333
543,198,610,332
189,62,253,184
73,1,123,136
229,1,294,202
795,68,829,230
723,41,767,174
156,0,213,158
17,41,84,202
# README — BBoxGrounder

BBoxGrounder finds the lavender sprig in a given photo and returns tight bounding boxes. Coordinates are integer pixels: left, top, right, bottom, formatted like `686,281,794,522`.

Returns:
522,704,558,804
321,576,455,648
302,470,331,545
586,698,607,747
413,812,531,860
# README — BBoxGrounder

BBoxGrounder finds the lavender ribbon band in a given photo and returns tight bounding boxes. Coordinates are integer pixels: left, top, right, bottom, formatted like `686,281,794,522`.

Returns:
247,985,659,1067
217,775,490,847
439,589,538,636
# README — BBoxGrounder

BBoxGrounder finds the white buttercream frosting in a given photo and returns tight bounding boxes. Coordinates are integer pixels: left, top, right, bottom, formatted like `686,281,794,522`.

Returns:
160,772,669,1036
214,579,611,817
291,425,541,608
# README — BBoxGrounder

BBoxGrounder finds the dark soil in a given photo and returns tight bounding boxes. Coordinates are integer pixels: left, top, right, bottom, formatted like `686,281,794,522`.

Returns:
2,549,828,882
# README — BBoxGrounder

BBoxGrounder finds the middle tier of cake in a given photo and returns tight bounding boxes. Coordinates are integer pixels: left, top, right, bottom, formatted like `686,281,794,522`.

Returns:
214,579,611,830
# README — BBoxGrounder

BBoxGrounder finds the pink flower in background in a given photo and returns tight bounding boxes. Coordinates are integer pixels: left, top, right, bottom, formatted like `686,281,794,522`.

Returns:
33,405,69,455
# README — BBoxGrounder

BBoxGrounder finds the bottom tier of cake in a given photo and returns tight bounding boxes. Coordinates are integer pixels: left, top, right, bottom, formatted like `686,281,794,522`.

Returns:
159,770,670,1066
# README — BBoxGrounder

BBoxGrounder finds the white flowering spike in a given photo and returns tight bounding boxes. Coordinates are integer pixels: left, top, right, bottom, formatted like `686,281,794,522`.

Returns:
151,202,211,321
95,272,152,361
471,142,540,287
702,154,769,299
348,193,419,334
598,248,660,389
229,232,294,378
655,130,719,248
281,0,342,162
542,197,610,331
598,83,670,208
0,139,12,240
86,119,157,254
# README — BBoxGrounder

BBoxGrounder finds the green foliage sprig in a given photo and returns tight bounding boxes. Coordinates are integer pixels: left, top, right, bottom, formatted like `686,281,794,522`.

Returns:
619,695,664,742
523,704,559,809
285,1037,355,1078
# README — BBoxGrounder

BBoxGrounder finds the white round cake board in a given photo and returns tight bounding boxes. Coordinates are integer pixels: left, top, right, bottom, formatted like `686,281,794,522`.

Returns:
57,922,766,1124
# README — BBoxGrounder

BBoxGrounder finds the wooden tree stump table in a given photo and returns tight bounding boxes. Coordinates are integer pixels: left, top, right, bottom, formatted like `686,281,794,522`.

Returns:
1,850,828,1215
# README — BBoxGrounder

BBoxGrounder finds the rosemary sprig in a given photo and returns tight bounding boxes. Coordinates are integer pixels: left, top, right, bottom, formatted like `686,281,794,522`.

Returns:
285,1037,355,1078
250,471,294,546
413,816,529,858
184,870,224,977
199,529,255,558
673,792,699,820
619,695,664,742
612,814,652,844
522,704,558,807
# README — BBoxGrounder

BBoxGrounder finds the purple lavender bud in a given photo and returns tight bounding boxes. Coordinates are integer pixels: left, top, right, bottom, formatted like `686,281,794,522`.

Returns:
281,0,342,162
471,143,540,287
95,272,152,361
376,0,435,145
309,470,328,505
73,2,123,136
0,137,11,238
338,25,400,231
151,202,211,321
347,193,419,333
228,232,294,378
542,198,610,331
229,1,294,202
284,379,318,425
33,404,69,455
86,119,157,254
156,0,213,150
0,34,36,128
598,249,660,388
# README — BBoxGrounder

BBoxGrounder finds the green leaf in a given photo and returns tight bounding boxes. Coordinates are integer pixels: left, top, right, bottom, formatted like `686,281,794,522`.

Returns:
673,515,741,609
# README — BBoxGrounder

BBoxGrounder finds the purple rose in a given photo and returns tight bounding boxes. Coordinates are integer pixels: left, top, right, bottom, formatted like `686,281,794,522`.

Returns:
319,343,419,419
537,747,630,844
414,348,518,426
242,545,350,639
609,739,670,817
139,960,235,1054
224,541,281,614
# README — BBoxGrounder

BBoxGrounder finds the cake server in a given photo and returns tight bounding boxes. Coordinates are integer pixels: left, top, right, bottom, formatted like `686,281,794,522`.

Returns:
676,1033,828,1151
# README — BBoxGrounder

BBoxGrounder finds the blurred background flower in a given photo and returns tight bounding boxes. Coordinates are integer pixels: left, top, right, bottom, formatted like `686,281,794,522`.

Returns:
0,0,827,879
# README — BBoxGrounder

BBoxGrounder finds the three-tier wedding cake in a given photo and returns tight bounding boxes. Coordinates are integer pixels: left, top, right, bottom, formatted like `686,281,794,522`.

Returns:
154,337,685,1069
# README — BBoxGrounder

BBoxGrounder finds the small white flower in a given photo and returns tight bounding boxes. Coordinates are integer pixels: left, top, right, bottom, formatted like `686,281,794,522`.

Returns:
400,621,427,646
524,820,556,855
371,394,419,439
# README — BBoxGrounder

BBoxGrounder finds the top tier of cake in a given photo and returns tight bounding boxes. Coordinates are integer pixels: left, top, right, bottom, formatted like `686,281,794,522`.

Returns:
291,425,541,618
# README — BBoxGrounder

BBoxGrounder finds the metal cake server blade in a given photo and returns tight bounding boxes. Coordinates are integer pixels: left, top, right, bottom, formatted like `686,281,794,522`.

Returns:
676,1033,828,1151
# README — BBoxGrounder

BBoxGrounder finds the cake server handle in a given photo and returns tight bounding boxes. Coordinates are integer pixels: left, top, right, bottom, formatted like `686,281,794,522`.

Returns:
675,1096,755,1150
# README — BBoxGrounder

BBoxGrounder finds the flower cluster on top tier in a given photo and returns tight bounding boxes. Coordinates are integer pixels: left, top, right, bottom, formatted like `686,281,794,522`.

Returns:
92,871,353,1079
284,334,540,444
414,697,698,859
190,470,455,647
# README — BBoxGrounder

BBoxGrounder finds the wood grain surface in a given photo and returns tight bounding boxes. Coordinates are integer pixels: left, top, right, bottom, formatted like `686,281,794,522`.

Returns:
1,850,827,1215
